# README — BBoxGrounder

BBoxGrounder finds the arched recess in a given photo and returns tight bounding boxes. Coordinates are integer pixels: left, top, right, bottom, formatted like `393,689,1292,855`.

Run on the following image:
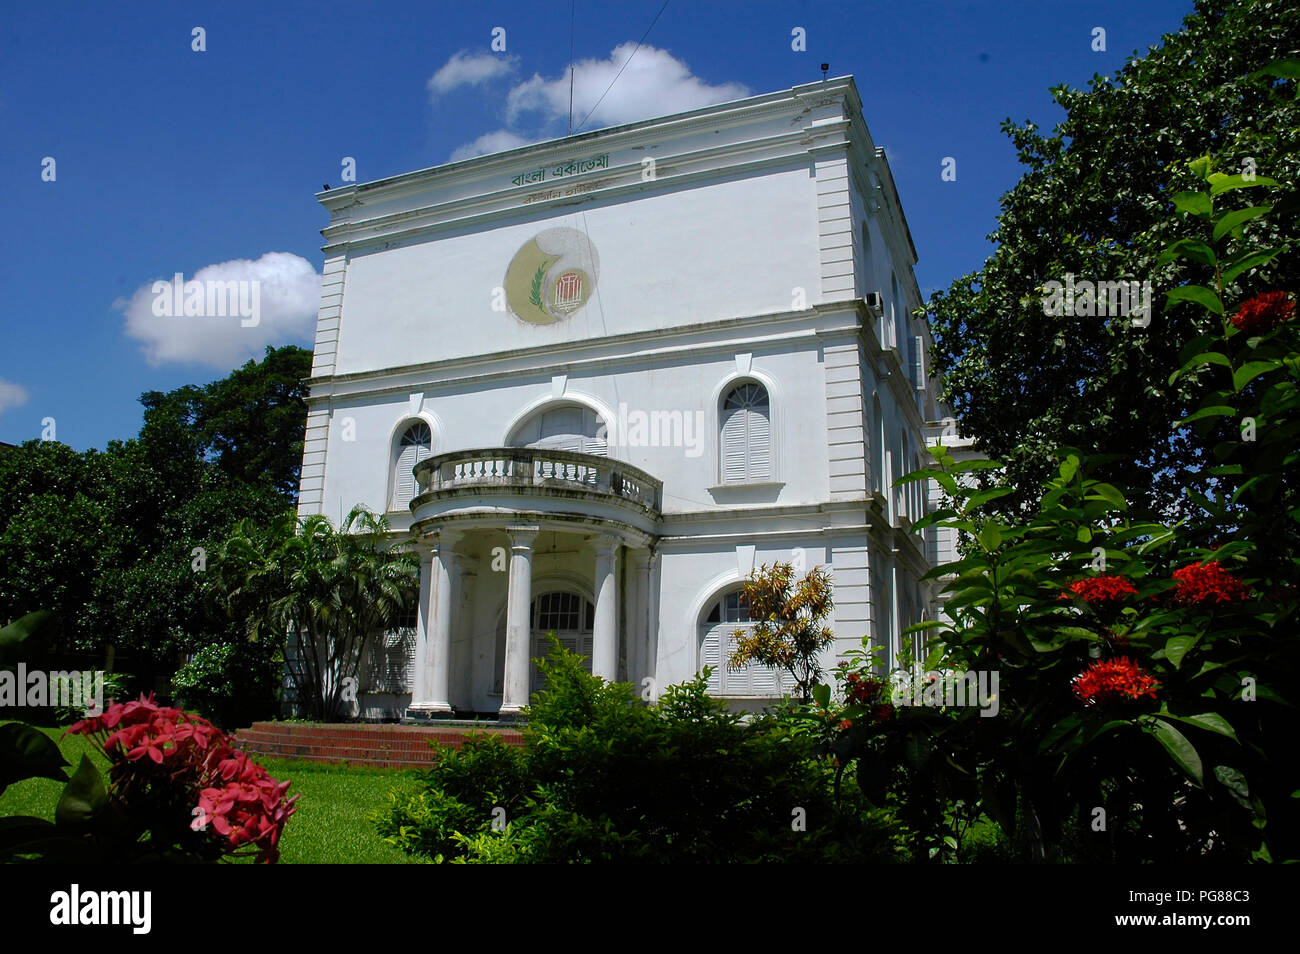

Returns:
901,430,912,520
871,393,885,497
502,393,617,457
387,412,440,511
688,573,785,698
709,368,782,485
493,573,596,696
888,270,900,350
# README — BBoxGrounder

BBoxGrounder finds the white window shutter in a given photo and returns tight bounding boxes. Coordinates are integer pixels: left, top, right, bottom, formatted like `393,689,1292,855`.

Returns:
913,335,926,389
721,408,747,481
394,443,418,506
747,404,771,479
701,625,722,694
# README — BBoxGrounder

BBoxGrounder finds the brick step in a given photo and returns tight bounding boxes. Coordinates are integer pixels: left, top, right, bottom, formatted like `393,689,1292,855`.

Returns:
232,721,522,768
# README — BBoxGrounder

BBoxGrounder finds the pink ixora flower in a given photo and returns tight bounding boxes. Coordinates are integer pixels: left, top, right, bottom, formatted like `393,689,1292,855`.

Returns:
67,693,297,863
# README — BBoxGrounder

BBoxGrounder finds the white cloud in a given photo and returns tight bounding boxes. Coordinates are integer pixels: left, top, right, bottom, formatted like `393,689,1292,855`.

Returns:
450,130,532,162
508,43,748,131
448,44,748,160
117,252,320,369
0,379,30,416
428,50,519,97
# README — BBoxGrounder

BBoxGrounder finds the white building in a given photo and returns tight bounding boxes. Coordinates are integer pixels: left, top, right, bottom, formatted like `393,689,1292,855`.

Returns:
296,76,960,721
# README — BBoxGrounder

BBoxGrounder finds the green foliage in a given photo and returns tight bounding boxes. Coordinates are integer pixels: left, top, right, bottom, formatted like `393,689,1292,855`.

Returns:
0,347,310,674
729,562,836,702
206,508,420,721
926,0,1299,517
817,164,1299,861
374,639,905,863
50,672,131,727
171,642,280,730
374,734,527,861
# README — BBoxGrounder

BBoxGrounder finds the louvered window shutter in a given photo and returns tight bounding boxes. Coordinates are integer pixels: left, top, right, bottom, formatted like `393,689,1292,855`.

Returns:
747,403,771,479
395,422,432,508
913,335,926,389
395,443,418,504
701,624,723,694
721,384,771,482
721,408,748,481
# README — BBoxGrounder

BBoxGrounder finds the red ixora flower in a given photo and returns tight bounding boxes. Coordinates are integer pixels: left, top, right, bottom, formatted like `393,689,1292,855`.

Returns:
1171,560,1251,605
1231,291,1295,335
1061,574,1138,604
1072,657,1160,706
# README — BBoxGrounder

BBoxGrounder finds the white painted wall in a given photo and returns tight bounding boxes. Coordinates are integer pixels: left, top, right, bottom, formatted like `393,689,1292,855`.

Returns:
301,76,957,711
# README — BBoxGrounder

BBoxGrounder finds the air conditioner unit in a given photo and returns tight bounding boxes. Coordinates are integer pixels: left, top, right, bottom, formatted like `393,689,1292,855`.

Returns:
865,291,884,311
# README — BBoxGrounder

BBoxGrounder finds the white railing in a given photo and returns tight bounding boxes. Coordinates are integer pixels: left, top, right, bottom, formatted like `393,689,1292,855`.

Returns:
413,447,662,512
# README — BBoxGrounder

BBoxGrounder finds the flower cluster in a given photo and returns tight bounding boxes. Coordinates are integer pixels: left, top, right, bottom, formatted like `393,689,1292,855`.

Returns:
1061,574,1138,604
833,669,895,732
1072,657,1160,706
844,671,886,705
68,694,297,863
195,750,298,859
1171,560,1251,605
1231,291,1295,335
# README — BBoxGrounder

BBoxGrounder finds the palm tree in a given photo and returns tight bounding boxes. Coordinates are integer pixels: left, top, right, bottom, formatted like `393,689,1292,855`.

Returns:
208,507,420,720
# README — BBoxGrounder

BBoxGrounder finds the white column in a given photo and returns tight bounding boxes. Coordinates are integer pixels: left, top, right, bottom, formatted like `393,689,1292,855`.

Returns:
409,531,455,718
592,534,620,681
408,547,435,705
500,525,539,717
625,548,649,690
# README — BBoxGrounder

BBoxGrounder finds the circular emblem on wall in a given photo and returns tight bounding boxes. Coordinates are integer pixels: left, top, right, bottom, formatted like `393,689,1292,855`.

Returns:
503,227,600,325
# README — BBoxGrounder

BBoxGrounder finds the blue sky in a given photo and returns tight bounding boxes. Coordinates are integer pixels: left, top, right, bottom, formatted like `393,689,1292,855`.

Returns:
0,0,1196,451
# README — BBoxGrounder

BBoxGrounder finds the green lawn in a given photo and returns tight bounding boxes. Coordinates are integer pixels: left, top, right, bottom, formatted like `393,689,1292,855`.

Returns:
0,722,425,864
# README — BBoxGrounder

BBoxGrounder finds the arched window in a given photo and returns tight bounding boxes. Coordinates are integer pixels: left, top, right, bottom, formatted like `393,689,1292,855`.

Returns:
860,220,872,293
362,603,417,696
901,431,912,520
871,395,884,495
392,420,432,509
888,271,900,349
509,404,607,456
699,590,784,697
720,382,771,482
493,590,595,694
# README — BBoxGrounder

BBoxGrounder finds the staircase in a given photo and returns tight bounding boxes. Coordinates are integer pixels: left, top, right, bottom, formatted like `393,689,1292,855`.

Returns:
235,721,524,769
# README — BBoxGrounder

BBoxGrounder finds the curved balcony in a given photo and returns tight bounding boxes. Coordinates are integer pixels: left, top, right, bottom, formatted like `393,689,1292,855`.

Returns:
411,447,663,538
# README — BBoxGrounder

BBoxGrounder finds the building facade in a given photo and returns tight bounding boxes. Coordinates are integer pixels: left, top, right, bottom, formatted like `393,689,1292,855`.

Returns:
296,76,958,721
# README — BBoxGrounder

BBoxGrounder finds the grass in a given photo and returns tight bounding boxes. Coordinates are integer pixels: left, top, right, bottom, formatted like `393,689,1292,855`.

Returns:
0,721,426,864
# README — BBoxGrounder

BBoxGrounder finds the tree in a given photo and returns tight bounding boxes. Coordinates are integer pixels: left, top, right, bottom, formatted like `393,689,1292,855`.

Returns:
925,0,1299,518
207,508,420,721
0,347,310,681
139,344,311,502
729,562,835,703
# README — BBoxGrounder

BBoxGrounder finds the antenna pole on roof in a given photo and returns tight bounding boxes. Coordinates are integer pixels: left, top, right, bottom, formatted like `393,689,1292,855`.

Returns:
568,1,576,133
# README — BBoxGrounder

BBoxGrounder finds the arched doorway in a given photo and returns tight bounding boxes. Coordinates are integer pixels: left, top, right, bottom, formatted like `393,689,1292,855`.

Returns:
495,590,595,696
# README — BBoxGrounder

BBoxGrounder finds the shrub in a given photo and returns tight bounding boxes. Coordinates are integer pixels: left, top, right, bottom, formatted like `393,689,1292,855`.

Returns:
171,641,280,730
374,638,904,863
